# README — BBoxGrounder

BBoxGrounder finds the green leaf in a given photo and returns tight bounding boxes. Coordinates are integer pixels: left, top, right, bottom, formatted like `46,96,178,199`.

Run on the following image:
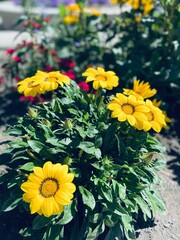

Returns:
86,221,105,240
78,142,101,159
2,189,22,212
59,3,67,18
44,224,64,240
104,222,124,240
19,162,35,171
134,196,152,220
57,202,76,225
112,179,126,200
33,215,54,230
28,140,45,153
79,186,96,210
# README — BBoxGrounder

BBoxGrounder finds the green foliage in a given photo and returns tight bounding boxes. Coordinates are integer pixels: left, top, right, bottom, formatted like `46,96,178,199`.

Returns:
1,81,166,239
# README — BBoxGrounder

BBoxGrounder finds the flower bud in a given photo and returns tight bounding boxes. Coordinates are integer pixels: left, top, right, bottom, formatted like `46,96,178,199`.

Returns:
28,108,37,118
63,119,73,130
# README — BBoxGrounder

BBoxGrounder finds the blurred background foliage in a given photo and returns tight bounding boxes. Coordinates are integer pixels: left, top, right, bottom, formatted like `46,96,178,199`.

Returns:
1,0,180,126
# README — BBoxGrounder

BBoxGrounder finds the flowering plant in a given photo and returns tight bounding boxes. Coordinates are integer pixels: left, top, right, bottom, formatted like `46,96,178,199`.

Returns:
1,67,167,239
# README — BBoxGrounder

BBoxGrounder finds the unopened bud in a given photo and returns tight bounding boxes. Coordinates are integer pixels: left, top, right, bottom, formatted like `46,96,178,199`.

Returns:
28,107,37,118
63,119,73,130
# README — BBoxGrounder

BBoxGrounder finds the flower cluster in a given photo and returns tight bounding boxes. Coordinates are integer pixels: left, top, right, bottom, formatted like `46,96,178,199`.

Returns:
82,67,167,133
112,0,154,15
63,3,102,24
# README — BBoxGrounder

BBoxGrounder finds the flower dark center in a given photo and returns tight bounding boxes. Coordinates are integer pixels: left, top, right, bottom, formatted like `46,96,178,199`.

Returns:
147,111,154,121
122,103,135,115
39,178,59,198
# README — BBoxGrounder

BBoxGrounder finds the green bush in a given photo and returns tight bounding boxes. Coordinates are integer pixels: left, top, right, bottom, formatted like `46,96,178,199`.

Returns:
0,68,166,239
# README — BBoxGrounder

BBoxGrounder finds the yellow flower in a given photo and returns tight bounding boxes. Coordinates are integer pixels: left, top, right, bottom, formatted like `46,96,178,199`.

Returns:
152,99,162,108
123,80,157,100
152,99,172,128
82,67,119,90
32,70,71,92
66,3,80,13
17,77,42,97
84,7,102,17
107,93,149,127
21,161,76,217
63,15,79,24
136,99,166,132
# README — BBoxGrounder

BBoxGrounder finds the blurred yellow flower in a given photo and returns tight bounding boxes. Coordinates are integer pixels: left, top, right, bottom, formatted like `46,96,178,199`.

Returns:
63,3,102,24
111,0,154,15
107,93,149,127
82,67,119,90
123,80,157,100
17,77,42,97
63,15,79,24
84,7,102,17
21,161,76,217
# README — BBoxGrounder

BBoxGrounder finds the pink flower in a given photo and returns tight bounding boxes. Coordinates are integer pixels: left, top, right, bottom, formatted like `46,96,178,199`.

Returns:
12,56,21,62
63,70,76,80
77,82,90,92
20,96,35,102
0,76,3,83
6,48,15,55
45,66,54,72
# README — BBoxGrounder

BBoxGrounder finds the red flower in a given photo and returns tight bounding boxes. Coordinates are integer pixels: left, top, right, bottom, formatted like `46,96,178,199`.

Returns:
44,17,51,22
77,82,90,92
63,70,76,80
60,59,75,68
0,76,3,83
51,50,57,55
15,76,20,82
45,66,54,72
20,96,35,102
6,48,15,55
33,23,40,29
12,56,21,62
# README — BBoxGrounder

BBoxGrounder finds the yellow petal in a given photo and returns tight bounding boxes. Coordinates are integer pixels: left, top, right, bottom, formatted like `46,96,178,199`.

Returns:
41,198,54,217
30,195,44,214
43,161,53,178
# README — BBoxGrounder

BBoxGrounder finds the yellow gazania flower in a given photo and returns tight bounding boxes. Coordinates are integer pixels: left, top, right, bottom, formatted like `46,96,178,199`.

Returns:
152,99,172,128
107,93,149,127
82,67,119,90
32,70,71,92
17,77,42,97
21,161,76,217
136,99,166,132
152,99,162,108
123,80,157,100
